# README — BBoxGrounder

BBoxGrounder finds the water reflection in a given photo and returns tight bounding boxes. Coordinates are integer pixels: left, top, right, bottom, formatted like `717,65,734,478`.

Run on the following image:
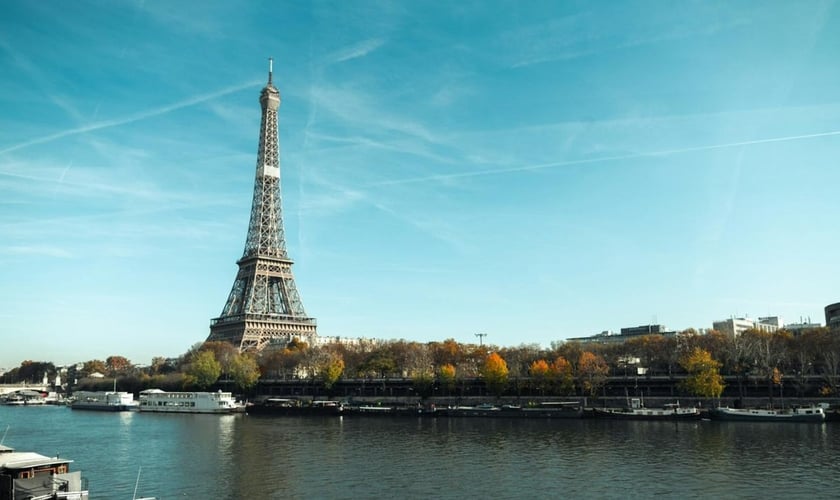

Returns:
2,407,839,499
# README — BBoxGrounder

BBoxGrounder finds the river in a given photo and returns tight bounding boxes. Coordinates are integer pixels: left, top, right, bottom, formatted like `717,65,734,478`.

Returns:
1,405,836,499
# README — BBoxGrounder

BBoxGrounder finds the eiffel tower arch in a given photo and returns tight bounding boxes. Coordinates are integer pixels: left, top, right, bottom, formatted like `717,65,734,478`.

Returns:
207,60,317,352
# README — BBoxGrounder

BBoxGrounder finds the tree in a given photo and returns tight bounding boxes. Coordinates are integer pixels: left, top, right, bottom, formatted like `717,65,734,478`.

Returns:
438,363,456,395
789,329,822,396
679,347,725,398
412,371,434,399
549,356,575,395
318,356,345,392
814,328,840,395
462,345,490,378
502,344,544,397
7,361,56,384
106,356,131,375
201,341,240,375
480,352,509,396
431,338,463,368
357,349,396,378
740,329,788,405
259,345,308,380
229,353,261,392
83,359,107,376
287,337,309,351
529,359,550,395
150,356,173,375
720,331,755,398
552,342,583,373
187,350,221,389
577,352,609,397
696,330,728,362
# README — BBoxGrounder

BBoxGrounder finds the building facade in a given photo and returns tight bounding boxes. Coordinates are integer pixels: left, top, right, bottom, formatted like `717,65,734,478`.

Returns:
620,324,667,336
826,302,840,333
712,317,779,337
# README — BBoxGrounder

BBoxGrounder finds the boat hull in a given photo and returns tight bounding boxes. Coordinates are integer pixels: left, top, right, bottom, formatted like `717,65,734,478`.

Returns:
710,408,825,422
71,403,138,411
441,406,583,418
593,408,702,420
247,405,344,416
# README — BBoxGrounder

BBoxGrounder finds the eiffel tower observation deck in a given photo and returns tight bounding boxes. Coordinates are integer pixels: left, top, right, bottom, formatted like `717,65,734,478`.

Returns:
207,60,317,351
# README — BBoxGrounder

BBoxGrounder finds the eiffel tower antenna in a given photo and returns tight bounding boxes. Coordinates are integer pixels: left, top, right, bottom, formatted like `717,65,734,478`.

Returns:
207,60,317,351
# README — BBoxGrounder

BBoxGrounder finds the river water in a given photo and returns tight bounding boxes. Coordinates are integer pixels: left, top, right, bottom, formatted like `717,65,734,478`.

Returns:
1,405,836,499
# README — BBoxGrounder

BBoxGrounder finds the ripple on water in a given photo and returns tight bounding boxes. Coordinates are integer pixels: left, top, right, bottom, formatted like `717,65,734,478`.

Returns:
1,407,838,499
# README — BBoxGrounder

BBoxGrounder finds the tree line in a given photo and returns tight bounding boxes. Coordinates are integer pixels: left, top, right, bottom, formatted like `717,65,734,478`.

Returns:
4,326,838,399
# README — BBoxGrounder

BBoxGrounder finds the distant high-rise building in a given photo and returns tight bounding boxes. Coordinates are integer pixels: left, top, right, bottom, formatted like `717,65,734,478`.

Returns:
826,302,840,333
784,321,822,334
207,60,317,351
712,317,779,337
620,324,667,336
758,316,783,328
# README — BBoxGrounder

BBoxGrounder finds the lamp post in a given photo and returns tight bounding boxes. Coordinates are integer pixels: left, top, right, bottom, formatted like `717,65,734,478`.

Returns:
475,333,487,346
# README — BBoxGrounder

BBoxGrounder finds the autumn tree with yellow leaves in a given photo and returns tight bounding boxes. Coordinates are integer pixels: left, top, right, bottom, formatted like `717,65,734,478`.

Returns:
481,352,509,396
529,359,550,394
679,347,725,399
318,356,345,392
549,355,575,395
577,351,609,397
438,363,456,395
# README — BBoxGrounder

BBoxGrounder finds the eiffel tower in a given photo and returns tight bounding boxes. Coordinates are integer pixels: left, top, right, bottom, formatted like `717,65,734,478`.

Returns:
207,60,317,351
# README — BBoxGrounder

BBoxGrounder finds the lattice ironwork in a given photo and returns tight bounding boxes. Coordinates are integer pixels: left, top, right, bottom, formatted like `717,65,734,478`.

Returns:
207,60,317,351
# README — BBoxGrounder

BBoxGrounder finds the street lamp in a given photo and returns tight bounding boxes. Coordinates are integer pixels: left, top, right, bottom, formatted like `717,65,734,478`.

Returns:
475,333,487,346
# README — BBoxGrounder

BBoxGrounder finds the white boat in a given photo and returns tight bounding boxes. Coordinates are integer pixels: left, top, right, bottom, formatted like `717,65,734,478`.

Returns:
0,444,90,499
1,390,47,406
70,391,139,411
710,406,825,422
138,389,245,414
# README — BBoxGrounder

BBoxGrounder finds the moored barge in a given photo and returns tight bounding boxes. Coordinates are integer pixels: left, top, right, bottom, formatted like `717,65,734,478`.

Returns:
138,389,244,414
0,444,89,499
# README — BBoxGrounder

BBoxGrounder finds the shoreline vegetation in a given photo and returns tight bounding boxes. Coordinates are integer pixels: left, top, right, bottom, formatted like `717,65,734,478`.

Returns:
4,327,840,407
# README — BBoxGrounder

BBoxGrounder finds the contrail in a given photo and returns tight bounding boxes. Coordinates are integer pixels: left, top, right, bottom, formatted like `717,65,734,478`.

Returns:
329,38,385,64
371,129,840,186
0,80,262,155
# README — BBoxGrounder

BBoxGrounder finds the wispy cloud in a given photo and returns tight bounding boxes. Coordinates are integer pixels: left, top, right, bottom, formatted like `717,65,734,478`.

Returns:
370,129,840,186
303,130,455,166
0,80,261,155
0,160,172,202
504,12,751,68
296,182,367,217
326,38,385,64
308,85,439,143
295,84,468,189
298,167,469,253
368,199,470,254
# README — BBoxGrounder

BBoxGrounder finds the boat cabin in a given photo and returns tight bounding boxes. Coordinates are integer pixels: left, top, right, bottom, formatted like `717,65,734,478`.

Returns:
0,445,89,499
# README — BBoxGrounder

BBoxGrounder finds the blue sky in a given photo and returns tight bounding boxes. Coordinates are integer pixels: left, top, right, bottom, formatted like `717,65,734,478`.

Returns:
1,1,839,369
